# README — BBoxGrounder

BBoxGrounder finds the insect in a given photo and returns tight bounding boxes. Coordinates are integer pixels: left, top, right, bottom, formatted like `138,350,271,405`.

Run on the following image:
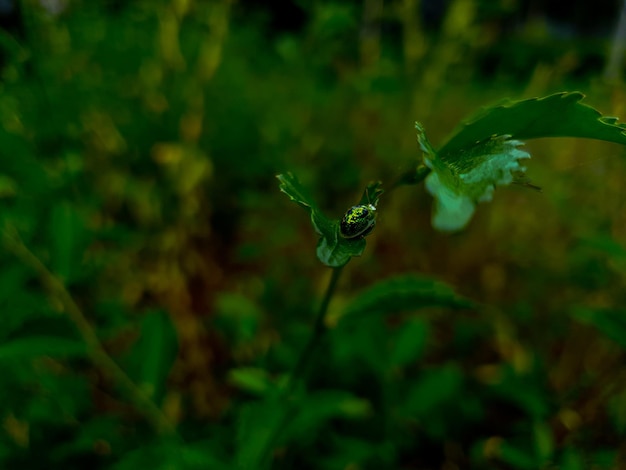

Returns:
340,203,377,239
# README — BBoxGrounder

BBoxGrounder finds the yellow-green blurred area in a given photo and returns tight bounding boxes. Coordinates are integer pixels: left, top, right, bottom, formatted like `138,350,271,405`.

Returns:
2,0,626,468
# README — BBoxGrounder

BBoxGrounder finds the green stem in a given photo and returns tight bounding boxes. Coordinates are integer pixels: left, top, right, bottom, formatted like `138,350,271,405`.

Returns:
287,265,343,392
2,228,179,438
259,266,343,468
389,164,431,192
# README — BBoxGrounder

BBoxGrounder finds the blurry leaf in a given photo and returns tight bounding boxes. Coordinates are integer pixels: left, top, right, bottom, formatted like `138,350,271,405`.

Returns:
27,374,90,423
228,368,273,396
358,181,384,206
608,389,626,435
491,365,549,418
591,449,617,467
332,315,389,374
404,364,463,416
497,441,537,470
581,235,626,260
572,307,626,350
439,92,626,158
321,436,381,469
214,293,261,344
341,274,471,320
179,441,231,470
112,439,228,470
0,174,16,197
236,398,288,470
126,310,178,400
0,336,87,360
277,172,375,267
48,202,87,283
533,421,554,463
388,318,429,368
49,416,121,461
0,265,30,303
560,448,585,470
285,390,371,443
419,123,531,232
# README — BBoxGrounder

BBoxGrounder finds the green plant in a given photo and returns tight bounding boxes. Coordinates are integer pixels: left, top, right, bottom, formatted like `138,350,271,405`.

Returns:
252,92,626,469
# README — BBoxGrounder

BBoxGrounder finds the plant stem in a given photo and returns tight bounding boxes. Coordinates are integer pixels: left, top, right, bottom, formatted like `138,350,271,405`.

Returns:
389,164,431,192
287,265,343,392
2,228,179,438
258,266,344,468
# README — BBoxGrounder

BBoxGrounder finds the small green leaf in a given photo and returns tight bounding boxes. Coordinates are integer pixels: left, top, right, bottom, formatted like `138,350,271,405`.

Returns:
358,181,383,206
228,367,273,396
277,173,378,267
341,274,471,320
439,92,626,158
0,336,87,360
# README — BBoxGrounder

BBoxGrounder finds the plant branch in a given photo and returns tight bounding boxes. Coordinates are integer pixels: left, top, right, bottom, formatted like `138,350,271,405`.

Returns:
258,266,344,468
2,228,179,438
287,265,343,392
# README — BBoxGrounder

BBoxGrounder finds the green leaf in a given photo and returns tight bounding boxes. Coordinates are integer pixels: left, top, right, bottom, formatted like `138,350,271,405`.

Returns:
111,439,229,470
284,390,371,442
439,92,626,158
533,421,554,463
496,441,537,470
341,274,472,320
418,93,626,232
404,364,463,416
388,318,430,368
277,173,378,267
358,181,383,206
0,336,87,360
419,123,531,232
236,398,288,470
126,310,178,400
48,202,87,283
228,367,274,396
572,307,626,350
560,448,585,470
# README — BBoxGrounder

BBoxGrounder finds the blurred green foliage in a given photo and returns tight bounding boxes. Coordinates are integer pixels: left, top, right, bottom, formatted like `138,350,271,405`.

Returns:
1,0,626,469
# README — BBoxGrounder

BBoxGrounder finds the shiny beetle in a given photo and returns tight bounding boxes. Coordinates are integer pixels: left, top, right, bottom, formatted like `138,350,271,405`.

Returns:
340,204,377,239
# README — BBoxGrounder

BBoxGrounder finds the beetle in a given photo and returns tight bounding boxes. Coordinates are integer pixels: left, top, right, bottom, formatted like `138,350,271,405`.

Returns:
339,204,377,239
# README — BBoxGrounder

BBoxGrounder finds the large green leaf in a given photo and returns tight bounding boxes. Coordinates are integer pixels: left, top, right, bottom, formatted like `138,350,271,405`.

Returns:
277,173,381,267
439,92,626,159
416,93,626,232
422,125,531,231
341,274,472,320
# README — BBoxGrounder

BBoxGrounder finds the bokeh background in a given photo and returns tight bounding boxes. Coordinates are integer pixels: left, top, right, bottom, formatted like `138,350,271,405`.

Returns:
2,0,626,468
